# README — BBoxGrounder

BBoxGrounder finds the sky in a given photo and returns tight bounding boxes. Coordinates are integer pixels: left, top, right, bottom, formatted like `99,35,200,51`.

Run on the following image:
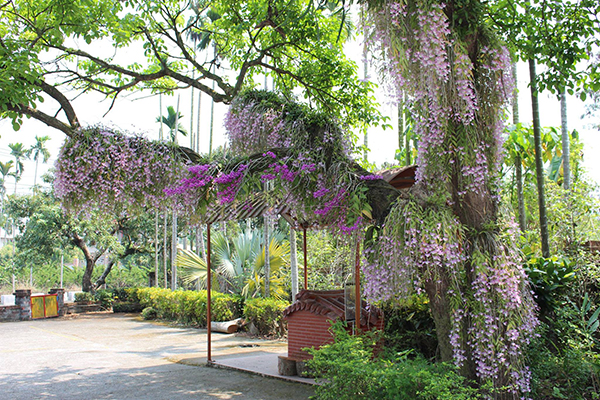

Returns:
0,36,598,196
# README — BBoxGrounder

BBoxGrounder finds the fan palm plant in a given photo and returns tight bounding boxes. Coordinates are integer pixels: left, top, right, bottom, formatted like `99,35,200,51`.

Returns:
177,228,290,298
242,237,290,299
176,249,209,287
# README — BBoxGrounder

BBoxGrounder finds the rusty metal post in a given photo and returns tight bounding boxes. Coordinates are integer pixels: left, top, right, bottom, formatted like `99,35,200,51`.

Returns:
354,239,361,333
303,226,308,290
207,223,212,363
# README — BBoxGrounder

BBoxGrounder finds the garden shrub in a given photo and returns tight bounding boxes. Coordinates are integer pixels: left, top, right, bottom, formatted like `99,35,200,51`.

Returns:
94,289,114,309
524,256,576,316
307,321,481,400
74,292,95,303
141,307,157,320
380,294,437,359
243,297,290,337
520,253,600,399
527,321,600,399
135,287,242,327
110,287,143,313
111,287,141,303
112,301,143,313
113,288,289,337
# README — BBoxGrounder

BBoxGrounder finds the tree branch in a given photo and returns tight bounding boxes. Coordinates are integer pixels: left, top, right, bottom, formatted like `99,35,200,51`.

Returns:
38,81,80,129
5,103,75,136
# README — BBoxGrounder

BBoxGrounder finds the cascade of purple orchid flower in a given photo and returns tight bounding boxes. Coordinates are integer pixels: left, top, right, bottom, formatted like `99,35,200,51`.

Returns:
361,0,536,396
55,128,189,214
55,92,378,236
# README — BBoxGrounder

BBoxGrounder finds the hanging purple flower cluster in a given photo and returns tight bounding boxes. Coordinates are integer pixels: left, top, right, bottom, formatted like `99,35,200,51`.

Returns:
362,0,535,395
363,201,464,302
224,101,291,156
214,163,248,204
213,90,373,234
163,163,220,214
55,127,189,214
363,199,537,395
363,0,512,196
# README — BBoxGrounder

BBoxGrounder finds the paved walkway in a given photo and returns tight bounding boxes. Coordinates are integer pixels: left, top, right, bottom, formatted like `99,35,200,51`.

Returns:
0,313,315,400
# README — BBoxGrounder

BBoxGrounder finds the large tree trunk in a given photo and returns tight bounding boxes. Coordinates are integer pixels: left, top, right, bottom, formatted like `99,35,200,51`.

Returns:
94,257,116,290
73,232,103,292
423,276,453,361
529,59,551,257
94,247,140,289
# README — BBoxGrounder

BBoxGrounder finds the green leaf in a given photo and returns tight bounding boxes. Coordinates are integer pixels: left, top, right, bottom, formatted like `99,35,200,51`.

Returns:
546,155,562,182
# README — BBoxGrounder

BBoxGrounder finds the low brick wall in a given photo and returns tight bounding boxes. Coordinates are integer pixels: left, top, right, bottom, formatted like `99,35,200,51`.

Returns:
0,305,22,322
0,289,68,322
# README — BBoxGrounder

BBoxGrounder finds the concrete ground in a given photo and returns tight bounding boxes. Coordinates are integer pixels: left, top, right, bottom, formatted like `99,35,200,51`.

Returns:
0,313,315,400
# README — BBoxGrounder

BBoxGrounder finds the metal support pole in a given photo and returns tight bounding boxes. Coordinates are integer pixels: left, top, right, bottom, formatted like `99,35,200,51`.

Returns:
290,229,298,301
303,227,308,290
60,252,64,288
207,223,212,363
354,239,361,333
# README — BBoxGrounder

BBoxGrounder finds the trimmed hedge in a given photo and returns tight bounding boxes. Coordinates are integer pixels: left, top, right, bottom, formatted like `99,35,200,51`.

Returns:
113,301,143,313
119,288,290,336
112,287,140,303
135,287,244,327
244,297,289,337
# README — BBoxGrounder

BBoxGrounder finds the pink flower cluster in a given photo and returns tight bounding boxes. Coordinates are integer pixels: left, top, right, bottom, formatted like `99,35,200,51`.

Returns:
364,1,513,197
215,164,248,204
218,93,366,234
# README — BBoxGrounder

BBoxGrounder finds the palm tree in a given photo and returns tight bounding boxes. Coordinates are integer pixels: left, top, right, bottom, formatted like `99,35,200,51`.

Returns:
28,135,51,188
8,143,26,194
156,106,187,142
243,236,290,299
0,161,14,213
156,103,187,289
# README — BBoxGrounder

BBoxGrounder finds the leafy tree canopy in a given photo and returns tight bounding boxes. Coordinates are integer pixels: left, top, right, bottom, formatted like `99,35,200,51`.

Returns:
489,0,600,96
0,0,380,134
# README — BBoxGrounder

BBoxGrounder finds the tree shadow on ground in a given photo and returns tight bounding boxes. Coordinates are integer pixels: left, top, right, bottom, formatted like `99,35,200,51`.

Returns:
1,362,314,400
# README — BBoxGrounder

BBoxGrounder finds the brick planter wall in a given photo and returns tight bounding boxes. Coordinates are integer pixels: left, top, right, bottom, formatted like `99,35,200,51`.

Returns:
15,289,32,321
64,303,103,314
283,289,384,362
286,311,338,360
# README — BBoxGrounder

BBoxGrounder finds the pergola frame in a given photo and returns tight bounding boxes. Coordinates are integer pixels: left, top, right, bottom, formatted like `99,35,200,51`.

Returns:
204,212,362,364
201,166,415,362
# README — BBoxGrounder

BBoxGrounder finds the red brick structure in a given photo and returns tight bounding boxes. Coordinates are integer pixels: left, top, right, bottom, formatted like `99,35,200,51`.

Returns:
283,289,384,361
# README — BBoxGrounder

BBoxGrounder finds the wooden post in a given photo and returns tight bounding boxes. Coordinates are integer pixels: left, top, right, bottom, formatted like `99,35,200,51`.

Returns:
354,239,361,333
207,223,212,363
303,226,308,290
